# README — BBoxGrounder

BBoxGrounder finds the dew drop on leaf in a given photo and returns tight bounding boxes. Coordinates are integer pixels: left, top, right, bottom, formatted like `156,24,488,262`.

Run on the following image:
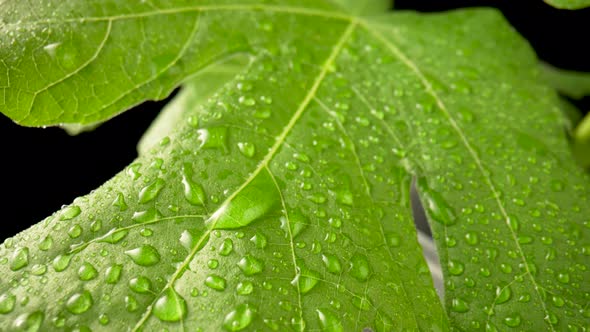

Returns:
153,288,187,322
205,275,227,291
237,255,264,276
105,264,123,284
223,303,254,331
236,281,254,295
12,311,44,332
495,286,512,304
60,205,81,220
503,314,521,327
316,308,343,332
0,293,16,314
417,178,456,226
129,276,152,293
182,163,206,206
321,254,342,274
38,236,53,251
348,253,371,282
66,290,93,314
78,262,98,281
450,298,470,313
52,254,73,272
125,245,160,266
10,247,29,271
219,238,234,256
237,142,256,158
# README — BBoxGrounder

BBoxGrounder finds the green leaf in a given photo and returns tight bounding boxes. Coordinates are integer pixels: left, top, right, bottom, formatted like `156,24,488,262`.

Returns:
540,63,590,99
1,2,589,332
543,0,590,9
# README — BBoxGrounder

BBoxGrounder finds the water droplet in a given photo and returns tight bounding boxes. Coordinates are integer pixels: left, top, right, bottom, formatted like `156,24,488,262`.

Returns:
98,313,110,325
495,286,512,304
13,311,44,331
78,262,98,281
10,247,29,271
307,193,327,204
0,293,16,314
197,127,228,151
129,276,152,293
105,264,123,284
557,272,570,284
125,245,160,266
237,142,256,158
450,298,469,313
207,170,276,230
507,215,520,231
316,308,343,332
66,290,93,314
53,254,73,272
219,238,234,256
68,225,83,238
98,228,129,244
112,192,128,211
349,254,371,281
292,265,320,294
61,205,81,220
182,164,206,206
208,259,219,269
125,295,138,312
322,254,342,274
250,232,267,249
464,232,479,245
205,275,227,291
351,296,372,311
153,288,187,322
237,255,264,276
280,211,309,238
38,236,53,251
253,108,271,119
448,260,465,276
236,281,254,295
223,303,255,331
417,178,456,226
138,178,165,204
503,314,521,327
132,207,162,224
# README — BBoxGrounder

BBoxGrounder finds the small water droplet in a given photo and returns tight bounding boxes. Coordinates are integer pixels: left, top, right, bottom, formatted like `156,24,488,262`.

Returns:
53,254,73,272
153,288,187,322
250,232,267,249
322,254,342,274
450,298,469,313
68,224,83,238
125,295,138,312
38,236,53,251
223,303,255,331
448,260,465,276
125,245,160,266
503,314,521,327
66,290,93,314
495,286,512,304
112,192,128,211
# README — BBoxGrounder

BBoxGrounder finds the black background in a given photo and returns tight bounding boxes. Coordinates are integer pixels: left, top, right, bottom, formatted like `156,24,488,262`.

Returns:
1,0,589,241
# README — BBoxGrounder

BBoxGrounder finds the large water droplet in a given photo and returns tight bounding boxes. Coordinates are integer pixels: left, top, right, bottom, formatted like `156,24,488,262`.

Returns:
223,303,255,331
349,254,371,282
182,163,206,206
316,308,343,332
66,290,93,314
153,288,187,322
205,275,227,291
237,255,264,276
78,262,98,281
60,205,81,220
129,276,152,293
207,169,277,230
0,293,16,314
13,311,44,331
105,264,123,284
417,178,456,226
125,245,160,266
321,254,342,274
10,247,29,271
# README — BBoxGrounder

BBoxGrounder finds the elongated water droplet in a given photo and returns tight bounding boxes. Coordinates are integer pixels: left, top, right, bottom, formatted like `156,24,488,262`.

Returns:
105,264,123,284
207,169,277,230
220,238,234,256
153,288,187,322
417,178,456,226
125,245,160,266
98,228,129,244
132,207,162,223
182,163,206,206
223,303,254,331
138,178,165,203
66,290,93,314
